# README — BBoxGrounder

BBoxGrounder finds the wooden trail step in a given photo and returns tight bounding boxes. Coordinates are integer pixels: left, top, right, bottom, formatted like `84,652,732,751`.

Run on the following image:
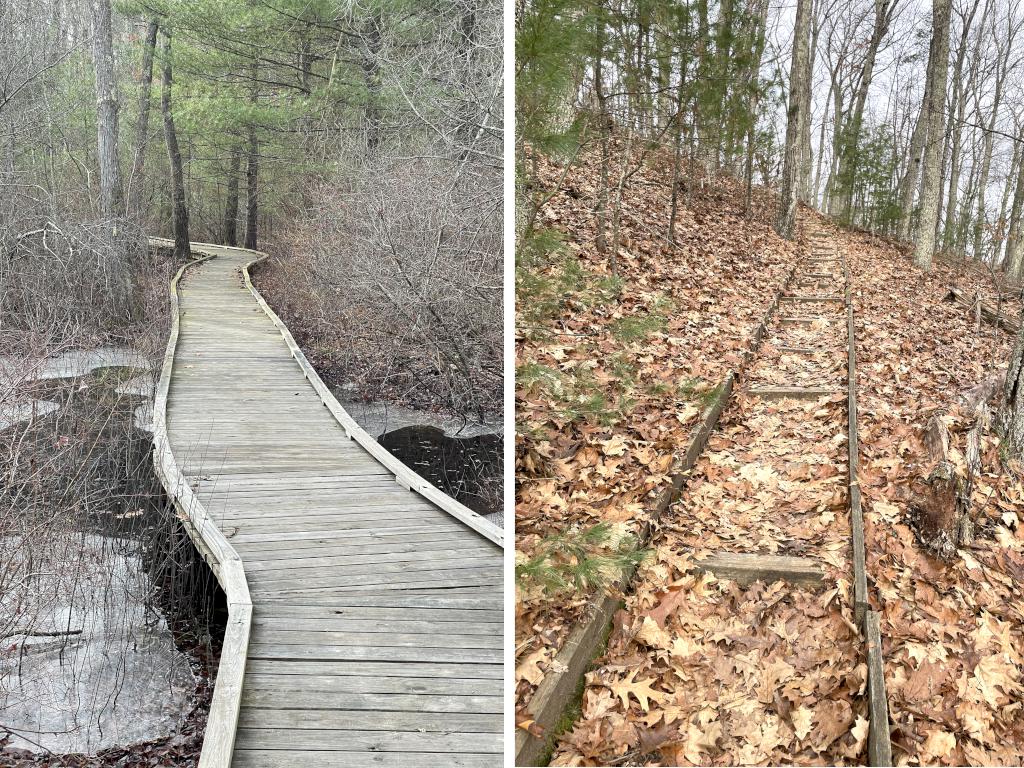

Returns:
696,552,825,588
747,385,840,400
779,315,836,324
780,295,845,303
778,345,827,354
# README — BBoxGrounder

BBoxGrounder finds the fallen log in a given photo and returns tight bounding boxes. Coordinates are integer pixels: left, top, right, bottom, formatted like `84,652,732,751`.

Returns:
945,286,1021,333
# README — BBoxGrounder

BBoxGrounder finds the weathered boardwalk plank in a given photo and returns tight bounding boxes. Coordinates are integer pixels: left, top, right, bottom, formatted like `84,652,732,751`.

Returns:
155,241,503,766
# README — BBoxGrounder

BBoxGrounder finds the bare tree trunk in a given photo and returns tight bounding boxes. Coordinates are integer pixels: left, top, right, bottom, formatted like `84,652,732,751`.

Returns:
776,0,812,240
223,147,240,246
90,0,124,218
360,11,382,154
896,76,932,242
160,31,189,261
971,82,1006,260
594,8,609,255
669,52,687,239
799,2,819,203
813,72,836,206
992,140,1021,265
1004,135,1024,276
245,127,259,250
941,0,984,249
743,0,769,214
126,19,158,218
834,0,896,221
913,0,952,270
1002,322,1024,457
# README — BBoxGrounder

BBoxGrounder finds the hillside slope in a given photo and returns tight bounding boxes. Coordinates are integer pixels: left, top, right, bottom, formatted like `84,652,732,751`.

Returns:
516,143,1024,765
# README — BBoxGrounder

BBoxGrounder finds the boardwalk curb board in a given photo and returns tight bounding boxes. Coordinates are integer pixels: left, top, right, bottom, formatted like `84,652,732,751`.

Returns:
514,370,735,766
152,249,253,768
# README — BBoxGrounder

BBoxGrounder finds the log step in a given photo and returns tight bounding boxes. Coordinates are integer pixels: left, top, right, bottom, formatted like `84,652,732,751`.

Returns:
778,345,826,354
697,552,826,588
747,386,839,400
779,315,835,324
780,295,845,303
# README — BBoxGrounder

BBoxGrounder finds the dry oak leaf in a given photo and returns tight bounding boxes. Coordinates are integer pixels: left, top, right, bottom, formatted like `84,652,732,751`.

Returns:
791,706,814,741
608,669,665,712
516,647,551,686
601,435,628,456
972,652,1019,709
810,699,853,753
922,729,956,761
843,715,870,759
680,719,723,764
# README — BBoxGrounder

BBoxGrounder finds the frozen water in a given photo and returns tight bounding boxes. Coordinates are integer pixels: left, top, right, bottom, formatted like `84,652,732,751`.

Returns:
0,534,196,755
0,400,59,431
0,347,151,386
340,398,501,439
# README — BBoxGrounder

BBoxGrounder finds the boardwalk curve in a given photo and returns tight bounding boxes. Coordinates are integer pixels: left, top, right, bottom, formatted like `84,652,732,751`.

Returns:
152,240,504,767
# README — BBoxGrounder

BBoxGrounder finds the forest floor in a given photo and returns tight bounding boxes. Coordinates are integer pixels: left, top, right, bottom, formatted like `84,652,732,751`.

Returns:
515,141,1024,765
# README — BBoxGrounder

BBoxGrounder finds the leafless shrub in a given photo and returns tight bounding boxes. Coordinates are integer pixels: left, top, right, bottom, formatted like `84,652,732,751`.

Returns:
270,154,501,418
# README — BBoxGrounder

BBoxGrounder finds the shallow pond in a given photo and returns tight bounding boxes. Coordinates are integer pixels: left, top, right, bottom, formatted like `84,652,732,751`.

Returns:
0,535,197,755
1,349,200,757
341,399,504,525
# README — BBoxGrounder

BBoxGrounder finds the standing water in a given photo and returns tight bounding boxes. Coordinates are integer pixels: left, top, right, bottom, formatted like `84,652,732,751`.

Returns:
1,349,216,759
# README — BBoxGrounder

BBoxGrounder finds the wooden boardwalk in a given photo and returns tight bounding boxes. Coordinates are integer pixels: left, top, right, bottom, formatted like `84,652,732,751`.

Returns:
155,242,503,767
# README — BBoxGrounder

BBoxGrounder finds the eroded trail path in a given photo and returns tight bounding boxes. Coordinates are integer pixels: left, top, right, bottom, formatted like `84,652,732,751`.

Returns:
553,227,878,766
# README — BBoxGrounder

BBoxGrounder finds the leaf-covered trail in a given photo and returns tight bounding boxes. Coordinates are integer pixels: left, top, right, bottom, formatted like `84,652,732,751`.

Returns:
848,230,1024,765
552,225,873,765
516,146,802,715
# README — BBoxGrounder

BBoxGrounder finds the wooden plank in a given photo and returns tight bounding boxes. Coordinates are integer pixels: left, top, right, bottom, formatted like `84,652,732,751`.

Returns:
246,559,502,583
233,751,497,768
515,593,620,766
780,295,845,303
865,610,893,766
242,547,498,571
248,629,502,650
255,575,503,597
778,345,825,354
695,551,825,587
243,658,502,679
234,727,499,752
237,708,501,731
778,315,837,324
241,689,502,713
847,286,869,624
242,673,501,695
747,386,840,400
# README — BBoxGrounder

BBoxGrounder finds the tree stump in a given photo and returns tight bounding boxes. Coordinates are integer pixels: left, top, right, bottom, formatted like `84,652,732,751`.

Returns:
909,413,978,560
